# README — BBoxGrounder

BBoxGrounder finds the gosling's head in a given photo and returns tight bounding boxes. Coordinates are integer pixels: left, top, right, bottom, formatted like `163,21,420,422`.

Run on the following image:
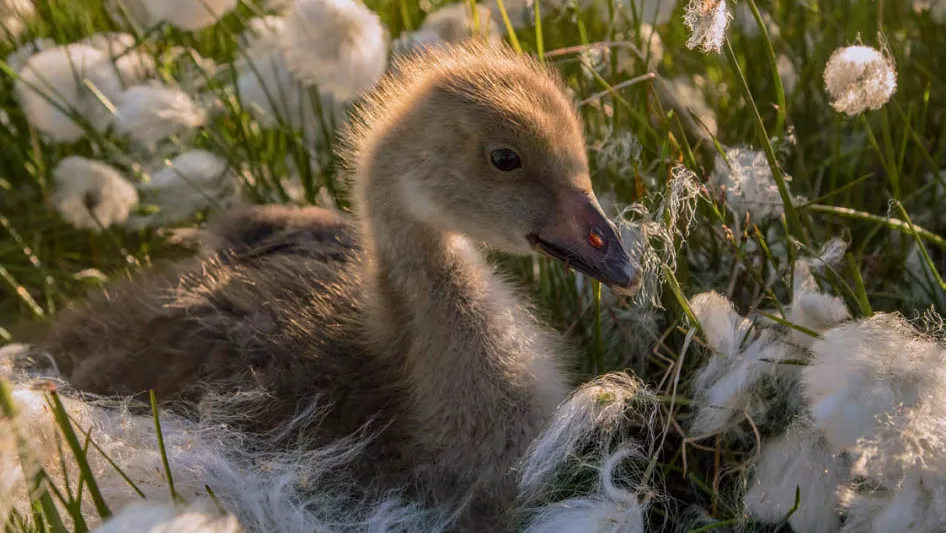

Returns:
348,42,639,292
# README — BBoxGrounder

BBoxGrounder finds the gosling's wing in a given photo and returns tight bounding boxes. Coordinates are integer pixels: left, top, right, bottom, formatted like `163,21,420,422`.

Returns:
204,204,359,263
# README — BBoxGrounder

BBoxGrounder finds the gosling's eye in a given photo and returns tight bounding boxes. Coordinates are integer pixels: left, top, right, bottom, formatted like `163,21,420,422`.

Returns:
490,148,522,171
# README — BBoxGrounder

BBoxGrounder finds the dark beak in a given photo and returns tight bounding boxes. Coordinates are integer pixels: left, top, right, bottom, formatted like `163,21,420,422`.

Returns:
527,191,640,294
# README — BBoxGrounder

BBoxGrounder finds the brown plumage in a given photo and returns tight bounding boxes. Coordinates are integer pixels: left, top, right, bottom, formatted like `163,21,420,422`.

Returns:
28,43,639,530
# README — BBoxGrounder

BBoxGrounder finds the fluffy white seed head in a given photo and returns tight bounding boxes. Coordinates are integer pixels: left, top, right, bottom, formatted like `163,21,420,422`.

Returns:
144,0,237,31
519,373,656,496
281,0,388,101
80,32,157,85
93,503,244,533
419,2,501,44
839,475,946,532
130,150,236,227
4,38,55,74
15,44,124,142
1,0,36,39
239,16,286,57
392,29,445,56
115,83,207,146
687,292,803,436
1,353,454,533
50,156,138,230
683,0,731,53
523,448,648,533
803,313,946,487
712,147,800,221
616,165,701,306
824,45,897,116
744,421,850,533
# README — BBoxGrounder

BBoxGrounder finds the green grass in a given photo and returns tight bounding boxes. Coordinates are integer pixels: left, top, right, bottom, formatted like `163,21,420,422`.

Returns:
0,0,944,530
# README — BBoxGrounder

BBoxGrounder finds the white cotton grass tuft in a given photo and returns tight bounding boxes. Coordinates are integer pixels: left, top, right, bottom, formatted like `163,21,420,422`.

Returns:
15,44,124,142
686,273,850,437
744,421,850,533
4,38,55,74
144,0,237,31
686,292,793,436
234,37,344,141
392,29,445,56
50,156,138,231
839,475,946,533
522,447,648,533
518,372,656,497
803,313,945,487
594,131,641,178
114,83,207,147
616,165,701,306
418,2,501,44
281,0,389,101
129,150,236,228
1,351,454,533
1,0,36,39
683,0,731,53
824,45,897,116
92,502,245,533
712,147,800,221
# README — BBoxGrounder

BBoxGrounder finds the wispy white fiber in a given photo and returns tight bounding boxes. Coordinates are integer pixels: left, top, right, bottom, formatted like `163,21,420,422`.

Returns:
744,421,850,533
15,44,124,142
281,0,389,101
81,32,137,56
145,0,238,31
392,29,445,56
115,83,207,147
1,0,36,39
824,45,897,116
803,313,946,487
419,2,501,44
518,372,655,497
4,38,55,74
129,150,236,227
1,356,453,533
687,292,797,436
522,447,647,533
93,502,245,533
50,156,138,230
840,475,946,532
712,147,799,221
683,0,731,53
616,165,701,305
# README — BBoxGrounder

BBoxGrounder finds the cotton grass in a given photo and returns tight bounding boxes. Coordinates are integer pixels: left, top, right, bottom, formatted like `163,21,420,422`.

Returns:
824,45,898,116
712,147,800,221
144,0,237,31
744,421,850,533
683,0,731,53
50,156,138,230
130,150,236,228
803,313,946,486
15,44,123,142
281,0,389,101
114,83,207,147
93,503,245,533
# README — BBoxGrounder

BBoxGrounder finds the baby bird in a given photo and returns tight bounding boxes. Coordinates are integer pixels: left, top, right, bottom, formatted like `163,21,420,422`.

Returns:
32,42,639,530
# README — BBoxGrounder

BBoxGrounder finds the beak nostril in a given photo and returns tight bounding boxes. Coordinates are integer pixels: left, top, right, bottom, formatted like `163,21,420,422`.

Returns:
587,229,605,250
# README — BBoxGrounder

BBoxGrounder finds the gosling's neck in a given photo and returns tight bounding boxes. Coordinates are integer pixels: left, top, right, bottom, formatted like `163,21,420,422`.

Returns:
354,162,568,476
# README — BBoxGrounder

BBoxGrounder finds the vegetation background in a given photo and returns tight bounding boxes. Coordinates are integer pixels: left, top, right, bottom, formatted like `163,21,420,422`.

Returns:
0,0,943,531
